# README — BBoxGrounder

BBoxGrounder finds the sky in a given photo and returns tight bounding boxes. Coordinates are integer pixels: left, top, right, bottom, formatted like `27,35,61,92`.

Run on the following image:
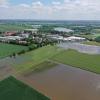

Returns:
0,0,100,20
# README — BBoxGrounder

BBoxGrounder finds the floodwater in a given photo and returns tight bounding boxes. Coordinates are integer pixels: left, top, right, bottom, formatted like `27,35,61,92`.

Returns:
0,43,100,100
58,42,100,54
19,64,100,100
0,57,15,80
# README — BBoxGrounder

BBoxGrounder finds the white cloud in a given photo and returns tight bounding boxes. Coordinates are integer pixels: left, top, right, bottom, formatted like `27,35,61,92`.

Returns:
32,1,43,7
18,4,30,8
0,0,100,20
52,1,61,5
0,0,9,6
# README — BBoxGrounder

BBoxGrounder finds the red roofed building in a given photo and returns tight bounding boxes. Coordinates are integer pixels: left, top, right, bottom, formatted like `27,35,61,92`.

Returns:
4,32,16,36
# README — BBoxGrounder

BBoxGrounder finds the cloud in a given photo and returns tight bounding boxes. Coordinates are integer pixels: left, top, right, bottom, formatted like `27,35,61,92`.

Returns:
0,0,9,5
32,1,43,6
52,1,61,5
0,0,100,20
18,4,30,8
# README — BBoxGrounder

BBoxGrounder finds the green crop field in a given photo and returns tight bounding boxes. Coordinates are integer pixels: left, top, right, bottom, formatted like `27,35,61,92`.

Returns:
0,43,28,58
0,24,32,32
0,76,50,100
3,44,100,74
13,45,61,73
52,49,100,74
11,45,100,74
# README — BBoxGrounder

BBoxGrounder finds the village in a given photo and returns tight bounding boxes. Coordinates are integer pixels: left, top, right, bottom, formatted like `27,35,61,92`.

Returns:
0,27,86,46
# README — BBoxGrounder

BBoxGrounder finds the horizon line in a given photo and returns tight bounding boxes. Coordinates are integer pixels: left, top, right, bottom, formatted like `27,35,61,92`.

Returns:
0,19,100,21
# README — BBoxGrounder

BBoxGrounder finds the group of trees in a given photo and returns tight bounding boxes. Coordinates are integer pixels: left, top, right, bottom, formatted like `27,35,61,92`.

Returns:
9,44,37,58
9,37,58,58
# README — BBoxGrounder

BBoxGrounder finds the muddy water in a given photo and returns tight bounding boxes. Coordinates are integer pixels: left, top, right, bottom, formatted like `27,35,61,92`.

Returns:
19,64,100,100
0,57,15,80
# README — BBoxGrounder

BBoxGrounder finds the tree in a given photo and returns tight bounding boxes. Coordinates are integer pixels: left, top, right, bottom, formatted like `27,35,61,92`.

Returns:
95,36,100,42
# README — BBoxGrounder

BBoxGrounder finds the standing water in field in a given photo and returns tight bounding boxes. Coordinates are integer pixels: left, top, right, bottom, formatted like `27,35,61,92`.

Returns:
19,64,100,100
58,42,100,54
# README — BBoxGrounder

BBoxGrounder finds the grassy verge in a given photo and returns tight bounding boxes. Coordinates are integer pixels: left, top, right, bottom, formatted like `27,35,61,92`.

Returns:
52,49,100,74
0,76,50,100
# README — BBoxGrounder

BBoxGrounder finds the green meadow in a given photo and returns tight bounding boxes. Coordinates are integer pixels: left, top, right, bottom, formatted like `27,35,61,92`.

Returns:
0,24,32,32
11,45,100,74
13,45,61,73
52,49,100,74
0,43,28,58
0,76,50,100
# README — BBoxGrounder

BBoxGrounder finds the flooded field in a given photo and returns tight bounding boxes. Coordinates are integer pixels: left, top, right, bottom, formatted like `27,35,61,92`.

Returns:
58,43,100,54
0,57,15,80
0,45,100,100
18,64,100,100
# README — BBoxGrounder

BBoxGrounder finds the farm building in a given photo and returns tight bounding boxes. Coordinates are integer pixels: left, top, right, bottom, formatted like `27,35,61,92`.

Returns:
20,33,29,38
65,36,86,42
49,35,86,42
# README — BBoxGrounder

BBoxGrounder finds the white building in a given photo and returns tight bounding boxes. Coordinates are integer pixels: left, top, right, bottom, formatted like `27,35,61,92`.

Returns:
20,34,29,38
66,36,86,41
0,36,23,42
49,35,86,42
